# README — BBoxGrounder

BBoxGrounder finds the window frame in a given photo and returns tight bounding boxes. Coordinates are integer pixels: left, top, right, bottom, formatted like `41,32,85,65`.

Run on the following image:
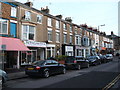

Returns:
48,18,52,27
25,11,31,21
48,28,52,41
0,19,8,34
11,7,17,17
22,25,35,40
37,14,42,24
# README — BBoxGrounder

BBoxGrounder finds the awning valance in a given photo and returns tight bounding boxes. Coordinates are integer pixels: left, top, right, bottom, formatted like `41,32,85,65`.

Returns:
0,37,29,51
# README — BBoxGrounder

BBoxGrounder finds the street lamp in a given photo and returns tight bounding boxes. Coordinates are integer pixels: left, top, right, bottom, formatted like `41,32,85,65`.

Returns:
98,24,105,54
98,24,105,31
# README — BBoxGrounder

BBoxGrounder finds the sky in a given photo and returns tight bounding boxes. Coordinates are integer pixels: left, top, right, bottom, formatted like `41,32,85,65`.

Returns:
15,0,119,35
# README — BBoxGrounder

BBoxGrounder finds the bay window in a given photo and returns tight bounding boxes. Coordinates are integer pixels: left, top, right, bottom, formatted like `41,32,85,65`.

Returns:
22,25,35,40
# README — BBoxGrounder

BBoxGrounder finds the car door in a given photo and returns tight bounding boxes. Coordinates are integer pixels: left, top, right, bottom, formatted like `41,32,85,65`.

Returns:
51,60,61,74
44,60,53,74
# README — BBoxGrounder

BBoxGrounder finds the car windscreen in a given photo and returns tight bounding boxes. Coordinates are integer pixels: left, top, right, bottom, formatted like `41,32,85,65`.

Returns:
88,56,96,59
32,60,45,66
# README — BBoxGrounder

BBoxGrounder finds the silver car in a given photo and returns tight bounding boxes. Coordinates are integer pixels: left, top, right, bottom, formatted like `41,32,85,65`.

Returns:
0,69,8,84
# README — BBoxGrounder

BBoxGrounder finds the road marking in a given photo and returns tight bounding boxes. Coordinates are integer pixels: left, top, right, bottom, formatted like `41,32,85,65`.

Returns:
102,74,120,90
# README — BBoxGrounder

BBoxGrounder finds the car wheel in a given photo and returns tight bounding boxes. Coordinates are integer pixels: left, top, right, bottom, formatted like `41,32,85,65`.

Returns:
62,68,66,74
43,70,49,78
76,64,81,70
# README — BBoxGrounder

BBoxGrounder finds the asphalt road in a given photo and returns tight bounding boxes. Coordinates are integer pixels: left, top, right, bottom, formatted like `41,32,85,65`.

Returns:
2,56,120,89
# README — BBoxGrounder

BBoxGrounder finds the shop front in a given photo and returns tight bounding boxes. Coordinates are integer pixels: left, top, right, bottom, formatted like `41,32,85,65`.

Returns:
0,37,29,70
23,40,46,65
62,44,75,56
75,46,82,56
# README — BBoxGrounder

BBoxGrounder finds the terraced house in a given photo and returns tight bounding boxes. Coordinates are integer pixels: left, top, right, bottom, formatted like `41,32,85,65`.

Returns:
0,1,114,70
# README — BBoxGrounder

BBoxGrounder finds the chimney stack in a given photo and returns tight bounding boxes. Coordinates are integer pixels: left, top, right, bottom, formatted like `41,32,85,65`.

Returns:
55,15,62,19
24,1,33,7
65,17,72,23
111,31,114,35
41,6,50,13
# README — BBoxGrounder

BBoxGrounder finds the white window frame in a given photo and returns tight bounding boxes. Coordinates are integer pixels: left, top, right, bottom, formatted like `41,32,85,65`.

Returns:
22,25,35,41
70,25,72,32
37,14,42,24
70,35,73,44
56,32,60,42
48,18,52,27
63,23,67,30
48,28,52,41
64,34,67,44
11,7,17,17
0,19,8,34
25,11,31,21
75,35,81,45
56,20,60,29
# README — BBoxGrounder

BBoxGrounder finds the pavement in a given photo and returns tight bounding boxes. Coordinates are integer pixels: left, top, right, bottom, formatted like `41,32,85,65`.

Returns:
7,71,28,80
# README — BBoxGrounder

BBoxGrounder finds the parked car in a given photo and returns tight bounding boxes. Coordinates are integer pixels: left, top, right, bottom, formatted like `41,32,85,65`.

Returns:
0,69,8,84
75,56,90,68
64,56,89,70
25,60,66,78
87,56,101,66
99,55,107,63
106,54,113,61
64,56,81,70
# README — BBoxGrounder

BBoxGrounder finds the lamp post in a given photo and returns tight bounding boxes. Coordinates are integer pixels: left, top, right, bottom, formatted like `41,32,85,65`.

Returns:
98,24,105,54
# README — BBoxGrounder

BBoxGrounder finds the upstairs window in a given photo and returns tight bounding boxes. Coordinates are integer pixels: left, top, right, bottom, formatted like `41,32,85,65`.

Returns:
56,20,60,29
64,34,67,43
22,25,35,40
0,19,8,34
70,35,73,44
11,7,17,17
25,11,31,21
37,15,42,24
48,28,52,41
56,32,60,42
70,25,72,32
63,23,67,30
48,18,52,26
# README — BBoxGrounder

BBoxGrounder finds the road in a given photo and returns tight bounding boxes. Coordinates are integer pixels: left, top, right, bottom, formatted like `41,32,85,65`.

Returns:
2,57,120,89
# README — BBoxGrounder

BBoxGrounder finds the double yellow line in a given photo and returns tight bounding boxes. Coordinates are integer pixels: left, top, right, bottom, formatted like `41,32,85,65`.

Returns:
102,74,120,90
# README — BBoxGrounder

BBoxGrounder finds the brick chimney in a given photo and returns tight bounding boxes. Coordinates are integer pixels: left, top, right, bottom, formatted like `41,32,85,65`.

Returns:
111,31,114,35
41,6,50,13
55,15,62,19
24,1,33,7
65,17,72,23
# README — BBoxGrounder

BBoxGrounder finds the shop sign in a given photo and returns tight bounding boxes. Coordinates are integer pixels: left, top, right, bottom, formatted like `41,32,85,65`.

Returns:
24,40,46,47
65,46,73,52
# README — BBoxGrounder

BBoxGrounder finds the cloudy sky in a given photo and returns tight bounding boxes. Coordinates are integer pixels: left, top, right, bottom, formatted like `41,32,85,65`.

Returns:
15,0,119,35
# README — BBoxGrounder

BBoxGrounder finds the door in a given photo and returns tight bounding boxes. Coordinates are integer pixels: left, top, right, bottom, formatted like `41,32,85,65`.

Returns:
10,23,16,37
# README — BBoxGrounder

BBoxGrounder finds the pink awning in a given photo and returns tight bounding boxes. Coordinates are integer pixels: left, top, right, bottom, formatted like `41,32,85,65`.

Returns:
0,37,29,51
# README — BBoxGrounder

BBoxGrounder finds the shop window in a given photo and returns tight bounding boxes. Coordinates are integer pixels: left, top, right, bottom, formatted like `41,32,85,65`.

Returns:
0,19,8,34
11,7,17,17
